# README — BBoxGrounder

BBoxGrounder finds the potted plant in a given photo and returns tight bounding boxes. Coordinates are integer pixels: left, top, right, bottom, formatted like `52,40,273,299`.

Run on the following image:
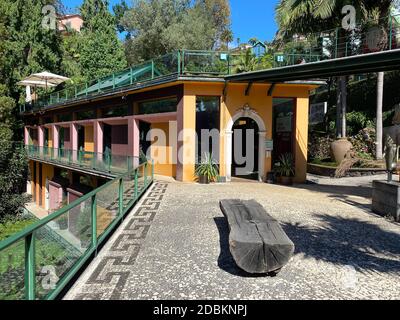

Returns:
275,153,295,185
195,153,219,184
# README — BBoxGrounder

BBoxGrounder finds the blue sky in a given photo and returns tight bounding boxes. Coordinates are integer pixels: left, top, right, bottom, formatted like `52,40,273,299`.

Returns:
62,0,279,43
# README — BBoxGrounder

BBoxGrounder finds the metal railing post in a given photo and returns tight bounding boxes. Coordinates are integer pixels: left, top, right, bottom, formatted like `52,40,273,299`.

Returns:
91,194,97,249
182,50,185,74
134,169,138,200
389,15,393,50
24,232,36,300
177,50,181,75
144,162,148,187
118,177,123,216
130,67,133,85
151,60,155,79
113,73,116,90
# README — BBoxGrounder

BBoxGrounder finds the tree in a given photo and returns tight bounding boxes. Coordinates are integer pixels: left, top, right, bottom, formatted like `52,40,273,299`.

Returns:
121,0,232,64
79,0,127,80
276,0,394,151
0,0,63,219
0,85,28,221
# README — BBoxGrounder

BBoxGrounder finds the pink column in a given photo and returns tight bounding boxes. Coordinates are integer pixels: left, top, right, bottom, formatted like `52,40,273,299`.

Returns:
93,120,103,154
128,117,140,158
38,126,44,147
52,125,59,149
70,123,78,162
24,127,30,145
70,123,78,150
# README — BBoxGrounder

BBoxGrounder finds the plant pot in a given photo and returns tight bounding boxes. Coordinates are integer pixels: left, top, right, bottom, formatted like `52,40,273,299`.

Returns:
279,176,293,186
266,172,276,184
330,138,353,163
198,175,209,184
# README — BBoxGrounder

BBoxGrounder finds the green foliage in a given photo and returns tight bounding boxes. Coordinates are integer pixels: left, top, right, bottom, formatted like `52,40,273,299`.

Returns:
121,0,232,64
275,153,295,177
195,153,219,182
311,72,400,123
0,0,63,101
233,49,273,74
0,218,36,241
346,111,374,136
0,90,28,221
79,0,127,80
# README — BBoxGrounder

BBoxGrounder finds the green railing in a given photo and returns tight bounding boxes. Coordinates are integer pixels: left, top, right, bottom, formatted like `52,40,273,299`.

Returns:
0,159,154,300
19,14,400,113
25,145,139,175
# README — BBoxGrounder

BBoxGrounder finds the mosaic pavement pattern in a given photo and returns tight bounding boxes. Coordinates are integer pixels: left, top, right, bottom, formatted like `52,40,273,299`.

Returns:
65,182,168,300
66,175,400,300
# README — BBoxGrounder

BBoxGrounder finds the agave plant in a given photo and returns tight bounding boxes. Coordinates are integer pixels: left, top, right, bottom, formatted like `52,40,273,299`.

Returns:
195,153,219,183
276,153,295,177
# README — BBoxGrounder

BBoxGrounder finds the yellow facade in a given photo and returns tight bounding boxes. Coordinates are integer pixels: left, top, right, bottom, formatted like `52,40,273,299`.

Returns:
150,122,177,177
181,82,315,183
30,160,54,209
84,125,94,152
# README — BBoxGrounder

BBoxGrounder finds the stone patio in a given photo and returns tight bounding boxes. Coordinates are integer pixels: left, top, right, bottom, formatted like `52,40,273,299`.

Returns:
65,175,400,300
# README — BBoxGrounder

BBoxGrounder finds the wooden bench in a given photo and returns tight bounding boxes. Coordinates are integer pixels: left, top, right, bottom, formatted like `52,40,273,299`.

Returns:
220,199,295,275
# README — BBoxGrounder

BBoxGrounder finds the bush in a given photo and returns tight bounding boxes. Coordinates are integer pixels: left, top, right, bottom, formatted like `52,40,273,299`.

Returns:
348,127,376,157
346,111,374,136
308,134,335,161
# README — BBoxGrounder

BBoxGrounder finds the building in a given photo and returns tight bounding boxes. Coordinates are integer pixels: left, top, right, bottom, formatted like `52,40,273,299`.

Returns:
57,14,84,34
21,51,320,213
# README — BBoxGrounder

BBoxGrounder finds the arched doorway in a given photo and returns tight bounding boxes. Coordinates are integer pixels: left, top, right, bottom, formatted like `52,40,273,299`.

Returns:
231,117,259,180
225,106,267,182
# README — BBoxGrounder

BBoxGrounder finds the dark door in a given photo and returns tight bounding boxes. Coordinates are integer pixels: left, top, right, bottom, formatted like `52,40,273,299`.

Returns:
232,117,259,180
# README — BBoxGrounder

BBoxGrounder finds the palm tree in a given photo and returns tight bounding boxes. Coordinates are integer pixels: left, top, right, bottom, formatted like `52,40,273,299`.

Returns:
234,49,258,73
276,0,394,158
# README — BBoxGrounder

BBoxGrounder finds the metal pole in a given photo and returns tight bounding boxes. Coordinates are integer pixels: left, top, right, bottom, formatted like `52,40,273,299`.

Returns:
24,233,36,300
119,177,123,216
134,169,138,200
91,194,97,249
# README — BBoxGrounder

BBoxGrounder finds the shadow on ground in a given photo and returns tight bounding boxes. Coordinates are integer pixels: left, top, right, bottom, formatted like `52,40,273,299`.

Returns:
296,183,373,199
282,214,400,274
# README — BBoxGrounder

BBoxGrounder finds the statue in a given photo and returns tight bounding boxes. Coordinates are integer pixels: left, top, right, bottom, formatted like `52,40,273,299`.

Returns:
385,135,397,182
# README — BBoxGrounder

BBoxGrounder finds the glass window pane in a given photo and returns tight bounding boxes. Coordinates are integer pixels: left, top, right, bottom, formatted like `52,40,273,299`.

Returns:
138,97,177,115
195,96,220,163
273,98,295,165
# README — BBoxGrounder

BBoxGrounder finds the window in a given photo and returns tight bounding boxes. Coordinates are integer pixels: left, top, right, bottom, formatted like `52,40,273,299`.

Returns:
195,96,220,163
272,98,295,165
76,110,95,121
58,113,72,122
101,105,128,118
138,97,177,115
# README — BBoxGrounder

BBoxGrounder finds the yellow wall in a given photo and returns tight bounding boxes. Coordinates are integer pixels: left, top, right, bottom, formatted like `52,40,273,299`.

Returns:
41,163,54,208
84,125,94,152
150,122,176,177
176,89,197,182
182,82,314,183
48,127,53,148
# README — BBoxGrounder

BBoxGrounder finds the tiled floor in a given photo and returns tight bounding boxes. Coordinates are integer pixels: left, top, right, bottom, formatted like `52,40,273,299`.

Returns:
65,175,400,300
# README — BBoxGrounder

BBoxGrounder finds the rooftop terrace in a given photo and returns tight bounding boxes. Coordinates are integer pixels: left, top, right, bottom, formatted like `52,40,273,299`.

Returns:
20,14,400,115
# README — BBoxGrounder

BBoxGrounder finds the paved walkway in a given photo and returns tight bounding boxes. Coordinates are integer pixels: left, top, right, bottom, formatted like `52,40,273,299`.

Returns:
65,175,400,300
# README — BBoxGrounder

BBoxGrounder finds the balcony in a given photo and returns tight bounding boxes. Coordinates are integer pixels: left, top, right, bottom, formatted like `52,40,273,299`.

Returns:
26,145,140,176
